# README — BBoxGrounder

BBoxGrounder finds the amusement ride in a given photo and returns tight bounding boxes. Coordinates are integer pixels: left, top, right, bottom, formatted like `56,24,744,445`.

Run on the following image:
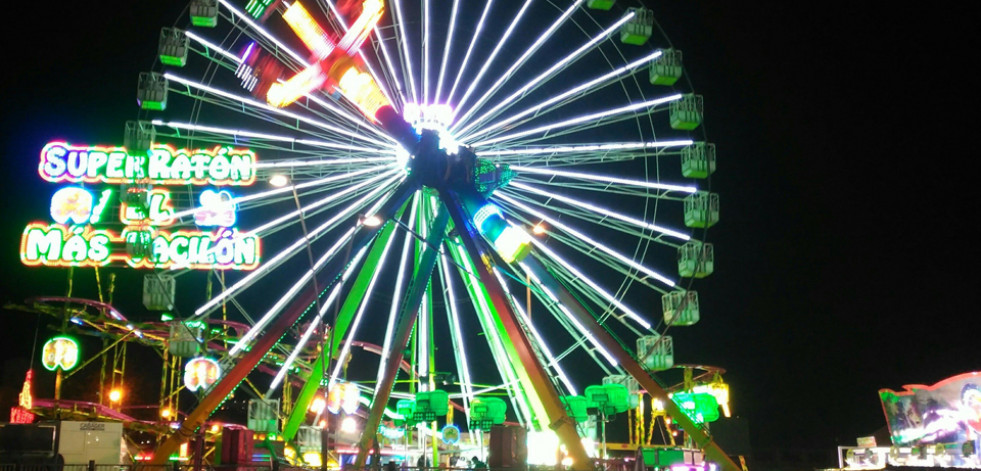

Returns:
11,0,731,469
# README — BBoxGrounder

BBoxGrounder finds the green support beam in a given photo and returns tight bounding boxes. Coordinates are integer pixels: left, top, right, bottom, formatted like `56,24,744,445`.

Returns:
281,209,405,442
521,257,740,471
354,204,450,468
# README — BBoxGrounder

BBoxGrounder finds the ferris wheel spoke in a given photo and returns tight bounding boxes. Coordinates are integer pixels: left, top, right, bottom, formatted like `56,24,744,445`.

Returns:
476,140,692,166
432,0,460,105
461,50,663,143
164,72,392,147
490,267,578,395
516,260,619,372
452,10,637,138
517,193,682,251
327,218,400,390
368,23,407,111
451,0,534,124
390,0,419,104
445,0,495,110
511,167,696,196
528,239,652,331
437,252,476,412
450,0,582,132
266,240,370,393
193,172,403,319
151,119,396,163
374,192,420,386
496,193,675,291
445,236,540,428
507,181,689,241
473,94,682,148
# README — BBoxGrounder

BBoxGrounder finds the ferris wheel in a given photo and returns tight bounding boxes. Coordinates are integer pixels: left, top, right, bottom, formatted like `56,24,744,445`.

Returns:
133,0,725,468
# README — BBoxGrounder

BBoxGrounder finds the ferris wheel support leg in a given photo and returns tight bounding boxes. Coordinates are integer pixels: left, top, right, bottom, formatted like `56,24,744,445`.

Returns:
282,214,405,443
147,183,417,467
520,257,741,471
441,191,594,471
354,204,450,469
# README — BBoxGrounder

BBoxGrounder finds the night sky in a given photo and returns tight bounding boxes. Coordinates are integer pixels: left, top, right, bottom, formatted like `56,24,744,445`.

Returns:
1,0,978,458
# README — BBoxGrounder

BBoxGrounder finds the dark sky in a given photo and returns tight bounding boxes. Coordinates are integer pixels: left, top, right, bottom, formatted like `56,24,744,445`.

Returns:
2,0,978,457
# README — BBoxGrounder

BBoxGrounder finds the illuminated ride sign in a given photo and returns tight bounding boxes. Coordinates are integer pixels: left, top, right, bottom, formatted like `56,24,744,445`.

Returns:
879,371,981,446
20,142,262,271
39,142,256,186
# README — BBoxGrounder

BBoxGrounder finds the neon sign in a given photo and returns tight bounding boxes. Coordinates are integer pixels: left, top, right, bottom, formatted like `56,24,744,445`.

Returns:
22,141,262,271
39,142,256,186
21,224,259,270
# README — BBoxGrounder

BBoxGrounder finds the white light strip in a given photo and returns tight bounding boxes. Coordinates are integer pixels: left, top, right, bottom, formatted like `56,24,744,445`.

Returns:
441,253,475,415
452,0,583,128
194,173,402,317
496,193,676,287
151,120,394,155
519,262,618,365
169,165,394,222
229,223,361,356
185,30,243,63
453,11,636,137
164,73,392,148
474,94,682,147
452,241,531,425
329,224,398,389
423,0,430,106
476,140,692,157
375,192,419,387
249,170,397,236
446,0,495,106
391,0,418,104
491,268,577,395
451,0,534,119
182,29,392,140
512,166,696,193
433,0,460,105
510,180,690,241
267,227,367,392
463,50,663,141
531,239,652,329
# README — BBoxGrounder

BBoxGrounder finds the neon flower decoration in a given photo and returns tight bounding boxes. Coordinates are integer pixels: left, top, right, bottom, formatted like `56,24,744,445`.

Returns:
184,357,222,392
195,189,237,227
327,382,361,414
41,336,79,371
50,187,93,224
38,142,256,186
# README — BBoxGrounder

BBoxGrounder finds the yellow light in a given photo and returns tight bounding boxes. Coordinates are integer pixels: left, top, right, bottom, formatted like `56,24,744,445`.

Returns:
302,451,323,467
269,174,290,187
282,1,334,58
211,424,220,433
310,395,326,414
109,388,123,403
161,407,172,418
532,223,547,235
361,214,382,227
561,457,574,467
335,66,389,118
267,63,328,108
340,416,357,433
